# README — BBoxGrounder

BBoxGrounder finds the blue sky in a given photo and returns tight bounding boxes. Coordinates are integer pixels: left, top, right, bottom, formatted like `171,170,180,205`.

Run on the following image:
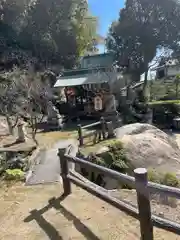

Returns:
89,0,125,52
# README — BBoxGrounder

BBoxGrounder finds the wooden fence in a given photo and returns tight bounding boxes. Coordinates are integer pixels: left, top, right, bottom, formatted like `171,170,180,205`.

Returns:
58,148,180,240
77,117,114,146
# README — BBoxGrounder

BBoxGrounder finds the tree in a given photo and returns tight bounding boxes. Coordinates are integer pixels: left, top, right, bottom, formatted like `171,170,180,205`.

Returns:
0,0,99,70
74,12,99,56
0,68,24,134
18,0,99,69
0,0,33,70
15,69,52,145
106,0,180,100
0,67,52,144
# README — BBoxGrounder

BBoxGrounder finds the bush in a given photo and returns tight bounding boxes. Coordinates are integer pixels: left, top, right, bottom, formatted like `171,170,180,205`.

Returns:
106,140,131,172
161,172,180,187
149,100,180,105
4,169,25,181
148,170,179,207
149,101,180,127
148,170,180,187
148,169,162,184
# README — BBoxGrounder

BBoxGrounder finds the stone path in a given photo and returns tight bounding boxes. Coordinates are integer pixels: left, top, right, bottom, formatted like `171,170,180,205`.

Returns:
26,139,78,185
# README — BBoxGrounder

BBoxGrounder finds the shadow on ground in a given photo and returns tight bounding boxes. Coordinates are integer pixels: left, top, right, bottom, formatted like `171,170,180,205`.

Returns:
24,194,100,240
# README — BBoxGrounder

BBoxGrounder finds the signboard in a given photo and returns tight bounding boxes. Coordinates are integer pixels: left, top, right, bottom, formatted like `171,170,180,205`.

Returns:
121,89,127,96
94,95,103,111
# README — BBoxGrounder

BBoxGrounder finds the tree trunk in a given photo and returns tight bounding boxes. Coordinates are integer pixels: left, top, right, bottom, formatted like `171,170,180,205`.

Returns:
31,117,38,146
131,71,141,82
32,130,38,146
143,70,149,102
175,79,179,99
6,115,14,135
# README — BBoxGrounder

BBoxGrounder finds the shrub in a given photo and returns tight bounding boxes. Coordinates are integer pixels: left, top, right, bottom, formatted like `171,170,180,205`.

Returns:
161,172,180,187
106,140,131,172
4,169,25,181
148,170,180,187
149,100,180,105
148,169,162,184
149,101,180,127
148,171,179,207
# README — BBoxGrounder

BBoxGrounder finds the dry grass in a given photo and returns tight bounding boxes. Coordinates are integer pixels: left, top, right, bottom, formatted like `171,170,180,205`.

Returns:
80,139,114,155
36,130,78,149
0,129,78,152
0,182,178,240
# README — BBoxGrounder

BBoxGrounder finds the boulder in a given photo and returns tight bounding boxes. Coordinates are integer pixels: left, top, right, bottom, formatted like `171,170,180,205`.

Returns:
0,122,9,136
115,123,180,175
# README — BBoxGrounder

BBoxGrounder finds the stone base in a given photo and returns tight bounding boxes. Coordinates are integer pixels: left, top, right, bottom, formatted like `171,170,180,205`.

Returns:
16,138,26,143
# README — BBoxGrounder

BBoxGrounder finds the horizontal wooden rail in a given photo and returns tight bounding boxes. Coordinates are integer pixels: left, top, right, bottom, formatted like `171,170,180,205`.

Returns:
77,117,107,146
82,131,96,139
68,174,138,219
66,155,180,200
81,121,100,129
65,155,135,187
68,174,180,235
148,181,180,200
59,148,180,239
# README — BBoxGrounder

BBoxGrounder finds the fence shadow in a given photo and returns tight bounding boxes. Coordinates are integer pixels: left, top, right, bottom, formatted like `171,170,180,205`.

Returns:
24,194,100,240
24,208,63,240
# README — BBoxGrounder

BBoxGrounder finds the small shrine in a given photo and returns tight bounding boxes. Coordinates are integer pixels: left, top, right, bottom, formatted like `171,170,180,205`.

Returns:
54,53,124,119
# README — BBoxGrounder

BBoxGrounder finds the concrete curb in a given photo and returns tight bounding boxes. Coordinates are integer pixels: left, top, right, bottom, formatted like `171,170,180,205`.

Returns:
25,147,43,182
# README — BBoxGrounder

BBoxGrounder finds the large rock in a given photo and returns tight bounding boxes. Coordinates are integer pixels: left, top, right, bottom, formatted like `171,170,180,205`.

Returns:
115,123,180,175
0,122,9,136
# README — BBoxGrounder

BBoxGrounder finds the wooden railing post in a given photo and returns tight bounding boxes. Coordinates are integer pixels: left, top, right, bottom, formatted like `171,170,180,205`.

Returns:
78,124,83,146
134,168,153,240
100,117,106,140
106,121,115,138
58,148,71,196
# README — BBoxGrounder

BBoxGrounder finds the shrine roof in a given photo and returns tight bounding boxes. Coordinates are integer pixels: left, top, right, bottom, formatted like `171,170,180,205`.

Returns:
54,72,109,88
60,66,112,77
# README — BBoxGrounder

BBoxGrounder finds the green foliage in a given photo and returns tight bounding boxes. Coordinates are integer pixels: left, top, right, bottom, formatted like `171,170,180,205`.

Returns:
149,80,180,101
0,0,99,70
107,0,180,72
148,170,180,188
4,169,25,181
149,101,180,127
106,0,180,100
148,169,162,184
107,141,130,170
162,173,180,188
88,140,131,173
149,100,180,105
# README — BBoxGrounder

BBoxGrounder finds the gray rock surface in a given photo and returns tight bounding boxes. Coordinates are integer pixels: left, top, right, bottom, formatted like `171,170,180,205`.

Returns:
0,122,9,136
115,123,180,175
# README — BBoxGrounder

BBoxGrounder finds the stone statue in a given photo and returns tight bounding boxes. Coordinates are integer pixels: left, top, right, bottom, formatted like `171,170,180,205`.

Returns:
47,101,63,129
16,120,27,143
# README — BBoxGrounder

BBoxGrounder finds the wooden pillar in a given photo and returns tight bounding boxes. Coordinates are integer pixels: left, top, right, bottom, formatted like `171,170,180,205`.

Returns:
106,121,114,138
134,168,153,240
58,148,71,196
78,124,83,146
100,117,106,140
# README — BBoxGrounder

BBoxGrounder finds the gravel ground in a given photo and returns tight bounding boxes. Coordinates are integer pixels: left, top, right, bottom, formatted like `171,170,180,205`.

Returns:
0,183,179,240
111,189,180,223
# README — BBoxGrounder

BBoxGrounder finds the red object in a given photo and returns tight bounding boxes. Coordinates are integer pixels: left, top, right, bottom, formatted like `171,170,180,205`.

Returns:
65,87,75,96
